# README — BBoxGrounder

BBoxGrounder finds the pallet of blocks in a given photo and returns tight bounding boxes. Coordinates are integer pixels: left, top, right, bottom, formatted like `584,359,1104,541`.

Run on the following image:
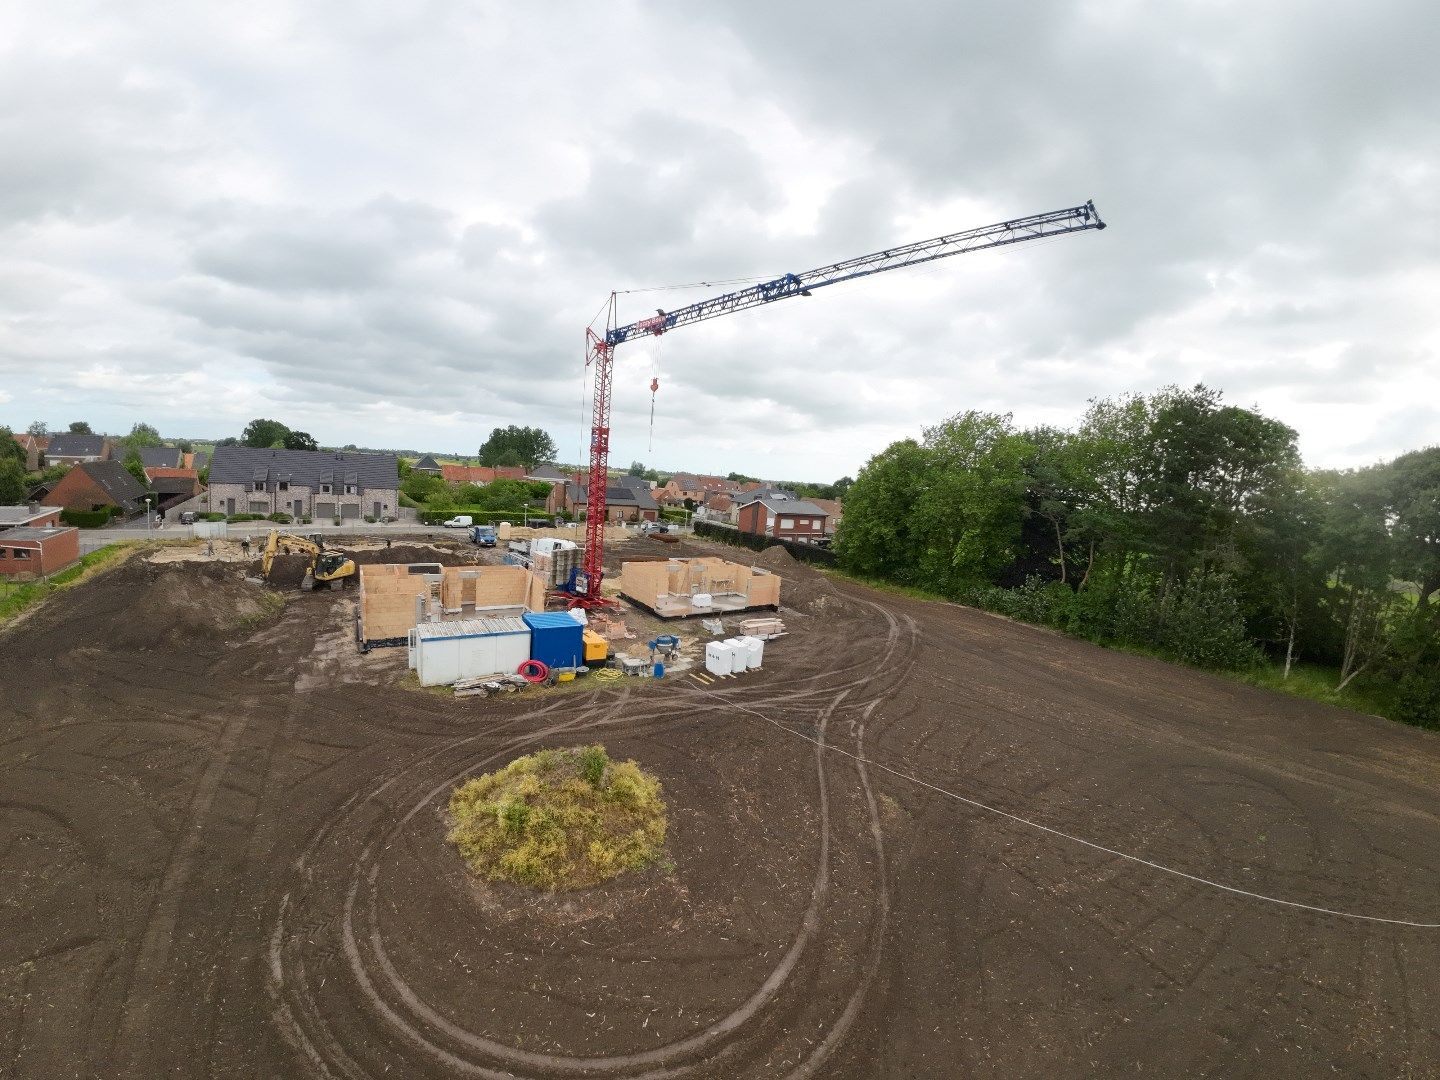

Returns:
738,616,786,640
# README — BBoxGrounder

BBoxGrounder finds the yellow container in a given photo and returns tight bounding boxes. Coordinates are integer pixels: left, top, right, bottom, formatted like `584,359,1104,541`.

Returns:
583,629,608,664
556,670,576,682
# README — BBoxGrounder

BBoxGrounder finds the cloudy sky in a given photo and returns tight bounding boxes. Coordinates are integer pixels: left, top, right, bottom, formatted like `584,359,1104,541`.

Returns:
2,0,1436,480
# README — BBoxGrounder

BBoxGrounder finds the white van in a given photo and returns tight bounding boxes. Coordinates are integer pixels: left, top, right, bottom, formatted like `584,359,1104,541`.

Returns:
442,514,474,528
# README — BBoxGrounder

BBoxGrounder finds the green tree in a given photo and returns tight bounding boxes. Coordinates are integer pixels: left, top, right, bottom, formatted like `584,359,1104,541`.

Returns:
242,418,291,449
123,422,163,449
835,439,931,582
283,429,319,452
67,421,93,434
0,459,26,502
122,447,150,489
0,426,24,465
1386,447,1440,611
26,420,47,437
478,426,557,471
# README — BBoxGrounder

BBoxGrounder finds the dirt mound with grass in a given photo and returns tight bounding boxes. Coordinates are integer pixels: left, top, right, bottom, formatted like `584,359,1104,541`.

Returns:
17,559,281,651
446,745,667,891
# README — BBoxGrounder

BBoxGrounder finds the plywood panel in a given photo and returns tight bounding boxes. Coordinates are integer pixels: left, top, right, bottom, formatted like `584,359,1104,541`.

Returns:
360,563,536,642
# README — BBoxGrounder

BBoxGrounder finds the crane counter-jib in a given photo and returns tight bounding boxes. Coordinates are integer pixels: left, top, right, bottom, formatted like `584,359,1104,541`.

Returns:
576,199,1107,606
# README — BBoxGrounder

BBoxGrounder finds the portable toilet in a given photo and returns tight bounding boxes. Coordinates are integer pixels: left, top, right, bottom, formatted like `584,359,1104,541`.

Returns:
705,640,735,678
722,638,750,674
735,635,764,669
412,617,531,687
523,611,585,669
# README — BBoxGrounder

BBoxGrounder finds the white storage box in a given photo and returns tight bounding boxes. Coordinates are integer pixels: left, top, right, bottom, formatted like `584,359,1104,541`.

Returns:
705,641,735,677
735,635,764,669
722,638,751,673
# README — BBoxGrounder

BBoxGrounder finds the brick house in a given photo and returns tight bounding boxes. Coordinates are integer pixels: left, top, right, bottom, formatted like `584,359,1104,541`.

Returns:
808,498,843,535
207,446,399,521
440,464,527,484
12,434,48,472
547,476,659,522
44,433,111,466
41,461,148,515
0,504,63,530
0,526,81,579
657,473,741,507
736,495,829,541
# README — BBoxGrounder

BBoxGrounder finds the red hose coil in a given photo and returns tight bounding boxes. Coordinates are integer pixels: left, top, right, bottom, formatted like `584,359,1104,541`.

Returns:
517,659,549,683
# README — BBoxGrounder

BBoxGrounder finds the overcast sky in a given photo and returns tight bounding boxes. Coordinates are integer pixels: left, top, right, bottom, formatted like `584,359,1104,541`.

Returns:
2,0,1436,479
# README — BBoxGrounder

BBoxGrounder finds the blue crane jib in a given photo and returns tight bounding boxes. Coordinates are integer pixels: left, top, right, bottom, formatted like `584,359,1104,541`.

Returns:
606,200,1105,346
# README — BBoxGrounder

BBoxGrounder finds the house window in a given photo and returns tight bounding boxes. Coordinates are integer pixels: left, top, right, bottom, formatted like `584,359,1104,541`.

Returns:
780,516,793,529
320,484,332,494
13,548,30,560
344,484,357,495
253,481,265,492
278,481,289,491
0,548,7,558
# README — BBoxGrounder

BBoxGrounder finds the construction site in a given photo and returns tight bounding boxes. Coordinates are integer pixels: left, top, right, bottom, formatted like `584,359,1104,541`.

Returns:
1,529,1439,1078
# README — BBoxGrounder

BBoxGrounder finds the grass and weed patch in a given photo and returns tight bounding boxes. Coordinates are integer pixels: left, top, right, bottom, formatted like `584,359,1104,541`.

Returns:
446,745,667,891
0,545,130,627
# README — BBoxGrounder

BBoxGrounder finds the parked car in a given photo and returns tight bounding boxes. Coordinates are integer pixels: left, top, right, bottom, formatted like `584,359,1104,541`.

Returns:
443,514,474,528
179,511,197,525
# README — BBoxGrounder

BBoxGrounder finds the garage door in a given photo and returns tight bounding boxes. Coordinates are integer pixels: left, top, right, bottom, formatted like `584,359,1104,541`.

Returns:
340,503,360,520
314,501,335,520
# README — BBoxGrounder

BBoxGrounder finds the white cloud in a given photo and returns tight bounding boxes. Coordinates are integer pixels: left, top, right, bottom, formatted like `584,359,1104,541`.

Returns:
1,0,1437,477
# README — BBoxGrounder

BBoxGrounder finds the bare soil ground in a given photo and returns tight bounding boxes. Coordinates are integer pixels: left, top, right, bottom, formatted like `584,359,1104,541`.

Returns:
2,539,1438,1078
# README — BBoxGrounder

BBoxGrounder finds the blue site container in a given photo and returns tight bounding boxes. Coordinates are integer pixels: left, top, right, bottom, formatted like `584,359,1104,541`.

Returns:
523,611,585,670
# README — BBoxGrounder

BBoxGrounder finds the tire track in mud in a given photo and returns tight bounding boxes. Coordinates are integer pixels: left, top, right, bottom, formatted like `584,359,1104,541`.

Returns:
266,573,921,1078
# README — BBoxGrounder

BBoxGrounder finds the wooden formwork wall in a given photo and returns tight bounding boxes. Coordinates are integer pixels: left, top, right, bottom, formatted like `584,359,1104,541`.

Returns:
619,558,781,609
359,563,538,642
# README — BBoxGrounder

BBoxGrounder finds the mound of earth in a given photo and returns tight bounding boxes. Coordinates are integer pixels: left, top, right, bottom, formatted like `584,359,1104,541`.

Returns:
753,544,799,569
16,560,280,651
447,745,667,891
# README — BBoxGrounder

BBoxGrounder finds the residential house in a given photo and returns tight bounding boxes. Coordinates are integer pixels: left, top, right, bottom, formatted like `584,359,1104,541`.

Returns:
0,505,63,530
525,464,571,483
547,475,659,522
145,468,203,509
186,451,208,471
412,455,443,475
12,433,48,471
698,493,738,525
736,494,830,542
0,526,81,579
40,460,148,515
657,473,740,507
440,464,527,484
208,446,399,521
808,498,843,535
137,446,184,469
44,433,111,466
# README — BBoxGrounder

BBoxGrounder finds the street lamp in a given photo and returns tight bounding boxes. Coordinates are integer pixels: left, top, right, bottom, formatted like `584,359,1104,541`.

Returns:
145,495,153,532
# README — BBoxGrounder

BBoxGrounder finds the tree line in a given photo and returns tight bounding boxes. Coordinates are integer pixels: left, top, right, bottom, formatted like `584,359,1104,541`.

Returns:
836,385,1440,727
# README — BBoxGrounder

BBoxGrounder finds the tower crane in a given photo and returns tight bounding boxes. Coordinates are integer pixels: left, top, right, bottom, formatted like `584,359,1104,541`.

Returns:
576,199,1107,605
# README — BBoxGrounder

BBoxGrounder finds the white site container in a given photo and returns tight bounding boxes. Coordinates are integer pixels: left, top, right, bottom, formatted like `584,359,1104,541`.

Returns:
531,537,578,559
411,617,531,687
705,641,736,678
692,592,713,609
734,635,764,669
722,638,751,673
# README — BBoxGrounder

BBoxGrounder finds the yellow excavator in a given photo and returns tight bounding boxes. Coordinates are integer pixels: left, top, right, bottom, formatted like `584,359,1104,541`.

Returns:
260,530,358,590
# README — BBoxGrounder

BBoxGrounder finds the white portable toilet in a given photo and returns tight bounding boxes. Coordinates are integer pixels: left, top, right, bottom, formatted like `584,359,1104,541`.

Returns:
705,640,735,677
722,638,750,674
414,617,531,686
735,635,764,669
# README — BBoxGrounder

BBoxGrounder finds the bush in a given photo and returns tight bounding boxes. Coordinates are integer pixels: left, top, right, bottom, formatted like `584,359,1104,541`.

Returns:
227,513,265,523
446,744,666,891
267,512,292,524
364,514,376,523
201,512,227,521
59,507,112,528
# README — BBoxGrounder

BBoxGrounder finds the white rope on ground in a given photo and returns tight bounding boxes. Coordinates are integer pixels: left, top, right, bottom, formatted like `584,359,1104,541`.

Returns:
721,698,1440,930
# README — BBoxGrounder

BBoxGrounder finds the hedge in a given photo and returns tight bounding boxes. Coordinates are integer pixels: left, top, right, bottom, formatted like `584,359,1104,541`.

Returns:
60,507,114,528
692,519,837,565
418,507,550,526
